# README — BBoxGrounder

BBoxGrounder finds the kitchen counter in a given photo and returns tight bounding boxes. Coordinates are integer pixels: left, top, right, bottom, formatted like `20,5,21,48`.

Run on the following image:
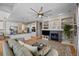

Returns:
8,32,36,40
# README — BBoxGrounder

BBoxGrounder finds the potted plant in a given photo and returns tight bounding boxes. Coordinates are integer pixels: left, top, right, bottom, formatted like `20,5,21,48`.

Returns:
64,24,72,40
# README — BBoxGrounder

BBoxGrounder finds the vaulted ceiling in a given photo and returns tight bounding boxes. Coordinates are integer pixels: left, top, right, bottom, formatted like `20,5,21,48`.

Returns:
0,3,76,23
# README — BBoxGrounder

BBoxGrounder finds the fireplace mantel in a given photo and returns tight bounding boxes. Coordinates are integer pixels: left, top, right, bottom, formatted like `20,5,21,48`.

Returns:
42,29,63,31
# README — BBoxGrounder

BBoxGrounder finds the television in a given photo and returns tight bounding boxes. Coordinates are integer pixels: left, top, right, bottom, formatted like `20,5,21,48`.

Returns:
42,30,50,36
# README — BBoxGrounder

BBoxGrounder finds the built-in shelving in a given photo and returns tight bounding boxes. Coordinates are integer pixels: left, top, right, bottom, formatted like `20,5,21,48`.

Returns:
61,17,74,29
42,16,76,31
42,15,77,42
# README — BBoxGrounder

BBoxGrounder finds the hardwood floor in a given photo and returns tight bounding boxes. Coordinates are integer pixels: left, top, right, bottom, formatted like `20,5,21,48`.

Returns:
68,45,77,56
0,40,4,56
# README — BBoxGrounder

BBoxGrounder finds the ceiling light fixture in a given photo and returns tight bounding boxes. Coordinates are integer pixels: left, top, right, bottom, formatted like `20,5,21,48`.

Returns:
30,6,52,18
38,15,42,18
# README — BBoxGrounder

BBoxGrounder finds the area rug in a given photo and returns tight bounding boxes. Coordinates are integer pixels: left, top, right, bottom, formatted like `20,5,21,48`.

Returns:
33,39,76,56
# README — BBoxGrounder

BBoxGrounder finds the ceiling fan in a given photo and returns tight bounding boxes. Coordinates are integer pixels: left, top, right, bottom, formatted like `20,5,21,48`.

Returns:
30,6,52,18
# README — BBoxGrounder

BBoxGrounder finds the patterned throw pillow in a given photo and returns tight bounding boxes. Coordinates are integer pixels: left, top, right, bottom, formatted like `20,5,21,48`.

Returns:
34,45,51,56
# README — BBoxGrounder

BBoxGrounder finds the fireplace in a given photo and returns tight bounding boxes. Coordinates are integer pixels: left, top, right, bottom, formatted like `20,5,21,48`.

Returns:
42,30,62,42
50,31,62,42
50,33,59,41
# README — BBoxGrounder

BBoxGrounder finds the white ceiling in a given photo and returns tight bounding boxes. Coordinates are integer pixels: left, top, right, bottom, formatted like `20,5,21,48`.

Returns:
0,3,15,13
0,3,76,23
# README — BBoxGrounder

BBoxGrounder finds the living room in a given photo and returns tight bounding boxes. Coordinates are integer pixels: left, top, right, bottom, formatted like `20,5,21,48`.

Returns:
0,3,78,56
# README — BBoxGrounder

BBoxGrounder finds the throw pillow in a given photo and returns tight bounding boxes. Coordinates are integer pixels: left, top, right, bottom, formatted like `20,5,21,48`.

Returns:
37,45,51,56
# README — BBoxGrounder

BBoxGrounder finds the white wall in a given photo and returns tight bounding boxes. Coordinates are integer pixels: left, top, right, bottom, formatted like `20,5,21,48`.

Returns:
0,22,4,29
77,4,79,56
0,10,10,34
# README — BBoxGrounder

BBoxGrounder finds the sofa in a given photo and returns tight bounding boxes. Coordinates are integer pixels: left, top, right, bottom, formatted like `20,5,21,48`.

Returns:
2,39,58,56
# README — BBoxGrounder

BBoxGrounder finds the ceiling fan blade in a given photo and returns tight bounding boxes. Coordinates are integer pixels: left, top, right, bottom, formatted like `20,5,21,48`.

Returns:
39,6,43,12
43,10,52,14
30,8,38,14
45,13,53,16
